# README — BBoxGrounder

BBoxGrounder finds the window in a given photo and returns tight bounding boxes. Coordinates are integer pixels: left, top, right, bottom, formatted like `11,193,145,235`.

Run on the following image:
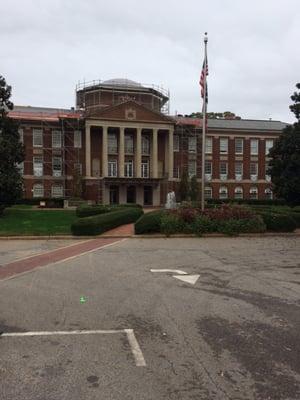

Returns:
205,137,212,154
19,128,24,143
125,134,134,154
108,160,117,177
265,139,274,155
220,162,227,179
74,130,82,148
220,138,228,154
33,156,43,176
51,184,63,198
52,130,62,148
205,161,212,175
173,135,179,152
33,183,44,198
141,135,150,155
250,187,258,200
188,136,197,153
250,162,258,180
265,188,273,200
125,160,133,177
53,157,62,177
250,139,259,155
235,162,243,180
235,138,243,154
141,161,149,178
188,160,196,177
108,133,118,154
33,129,43,147
219,186,228,199
204,186,212,199
74,163,82,175
234,186,243,199
173,166,180,178
265,163,271,182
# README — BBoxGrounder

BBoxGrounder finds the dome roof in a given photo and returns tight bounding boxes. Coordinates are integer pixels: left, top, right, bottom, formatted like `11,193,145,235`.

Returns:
102,78,142,87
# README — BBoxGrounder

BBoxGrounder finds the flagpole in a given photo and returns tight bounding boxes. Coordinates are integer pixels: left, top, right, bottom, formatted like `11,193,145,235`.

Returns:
201,33,208,212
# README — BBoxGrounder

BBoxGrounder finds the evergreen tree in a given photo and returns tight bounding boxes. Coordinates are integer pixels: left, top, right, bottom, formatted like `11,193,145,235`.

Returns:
178,170,189,201
268,83,300,205
0,76,25,215
189,175,199,201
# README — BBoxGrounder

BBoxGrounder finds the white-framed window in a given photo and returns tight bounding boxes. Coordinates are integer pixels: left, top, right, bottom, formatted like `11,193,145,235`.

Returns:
188,160,197,177
108,133,118,154
141,161,149,178
265,163,271,182
250,187,258,200
205,161,212,175
205,137,212,154
125,160,133,177
17,161,24,175
125,134,134,154
235,138,243,154
220,162,227,180
33,183,44,198
74,130,82,148
52,130,62,148
173,135,179,152
188,136,197,153
74,163,82,175
265,139,274,155
51,184,63,198
220,137,228,154
219,186,228,199
250,139,259,155
235,162,243,180
33,156,43,176
53,157,62,177
234,186,243,199
173,166,180,178
33,129,43,147
108,160,117,177
265,188,273,200
18,128,24,143
250,162,258,181
141,135,150,155
204,186,212,199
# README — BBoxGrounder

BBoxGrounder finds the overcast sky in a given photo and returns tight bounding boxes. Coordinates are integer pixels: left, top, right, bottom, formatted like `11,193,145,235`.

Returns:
1,0,299,122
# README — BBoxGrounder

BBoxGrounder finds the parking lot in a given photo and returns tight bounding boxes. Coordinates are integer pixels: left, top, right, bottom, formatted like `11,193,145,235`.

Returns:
0,236,300,399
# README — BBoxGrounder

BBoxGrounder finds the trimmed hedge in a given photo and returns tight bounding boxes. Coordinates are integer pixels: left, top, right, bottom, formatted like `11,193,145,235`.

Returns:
206,199,287,206
76,205,111,217
134,210,165,234
15,198,65,208
259,212,297,232
71,207,143,236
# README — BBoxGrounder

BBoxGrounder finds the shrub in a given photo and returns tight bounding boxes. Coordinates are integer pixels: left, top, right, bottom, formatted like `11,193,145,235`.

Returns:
191,215,216,236
292,205,300,212
15,198,65,207
289,212,300,228
71,207,143,236
203,204,254,221
172,207,198,224
134,210,165,234
160,213,185,236
206,199,286,206
76,205,111,217
114,203,143,209
259,212,297,232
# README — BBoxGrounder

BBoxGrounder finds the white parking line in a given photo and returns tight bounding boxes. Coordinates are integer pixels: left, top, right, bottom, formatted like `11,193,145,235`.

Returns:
150,269,187,275
1,328,146,367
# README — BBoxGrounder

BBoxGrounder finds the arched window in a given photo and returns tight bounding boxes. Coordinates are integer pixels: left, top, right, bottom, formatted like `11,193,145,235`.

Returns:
51,184,63,198
234,186,243,199
265,188,273,200
33,183,44,198
219,186,228,199
250,187,258,200
204,186,212,199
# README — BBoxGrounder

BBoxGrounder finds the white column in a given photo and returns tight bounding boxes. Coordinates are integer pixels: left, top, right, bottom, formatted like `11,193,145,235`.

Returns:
136,127,142,178
168,128,174,179
119,127,125,178
152,128,158,178
85,124,91,177
102,126,108,177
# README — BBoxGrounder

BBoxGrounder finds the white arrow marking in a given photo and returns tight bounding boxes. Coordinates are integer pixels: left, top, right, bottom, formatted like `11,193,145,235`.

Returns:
173,275,200,285
150,269,187,275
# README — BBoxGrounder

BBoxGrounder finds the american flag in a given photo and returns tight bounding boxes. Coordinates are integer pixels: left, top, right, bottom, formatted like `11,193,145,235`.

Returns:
199,57,208,103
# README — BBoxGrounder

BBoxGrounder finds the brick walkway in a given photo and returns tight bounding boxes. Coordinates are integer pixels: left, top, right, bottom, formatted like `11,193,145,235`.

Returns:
0,238,123,281
101,223,134,237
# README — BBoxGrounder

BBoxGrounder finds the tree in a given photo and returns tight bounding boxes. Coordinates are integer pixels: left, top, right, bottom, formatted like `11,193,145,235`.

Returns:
189,175,199,201
268,83,300,205
0,76,24,215
178,170,189,201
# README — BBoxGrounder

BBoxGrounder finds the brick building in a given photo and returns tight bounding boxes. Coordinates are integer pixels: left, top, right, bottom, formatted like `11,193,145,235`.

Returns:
9,78,287,205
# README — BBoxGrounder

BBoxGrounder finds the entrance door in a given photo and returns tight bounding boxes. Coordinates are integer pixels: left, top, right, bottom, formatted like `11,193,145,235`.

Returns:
109,185,119,204
144,186,153,206
127,186,136,203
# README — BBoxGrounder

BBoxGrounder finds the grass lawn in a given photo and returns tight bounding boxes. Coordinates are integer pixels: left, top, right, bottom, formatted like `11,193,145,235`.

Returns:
0,209,78,236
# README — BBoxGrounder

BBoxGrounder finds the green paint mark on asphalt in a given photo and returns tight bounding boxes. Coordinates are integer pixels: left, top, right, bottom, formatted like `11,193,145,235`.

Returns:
80,296,87,304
